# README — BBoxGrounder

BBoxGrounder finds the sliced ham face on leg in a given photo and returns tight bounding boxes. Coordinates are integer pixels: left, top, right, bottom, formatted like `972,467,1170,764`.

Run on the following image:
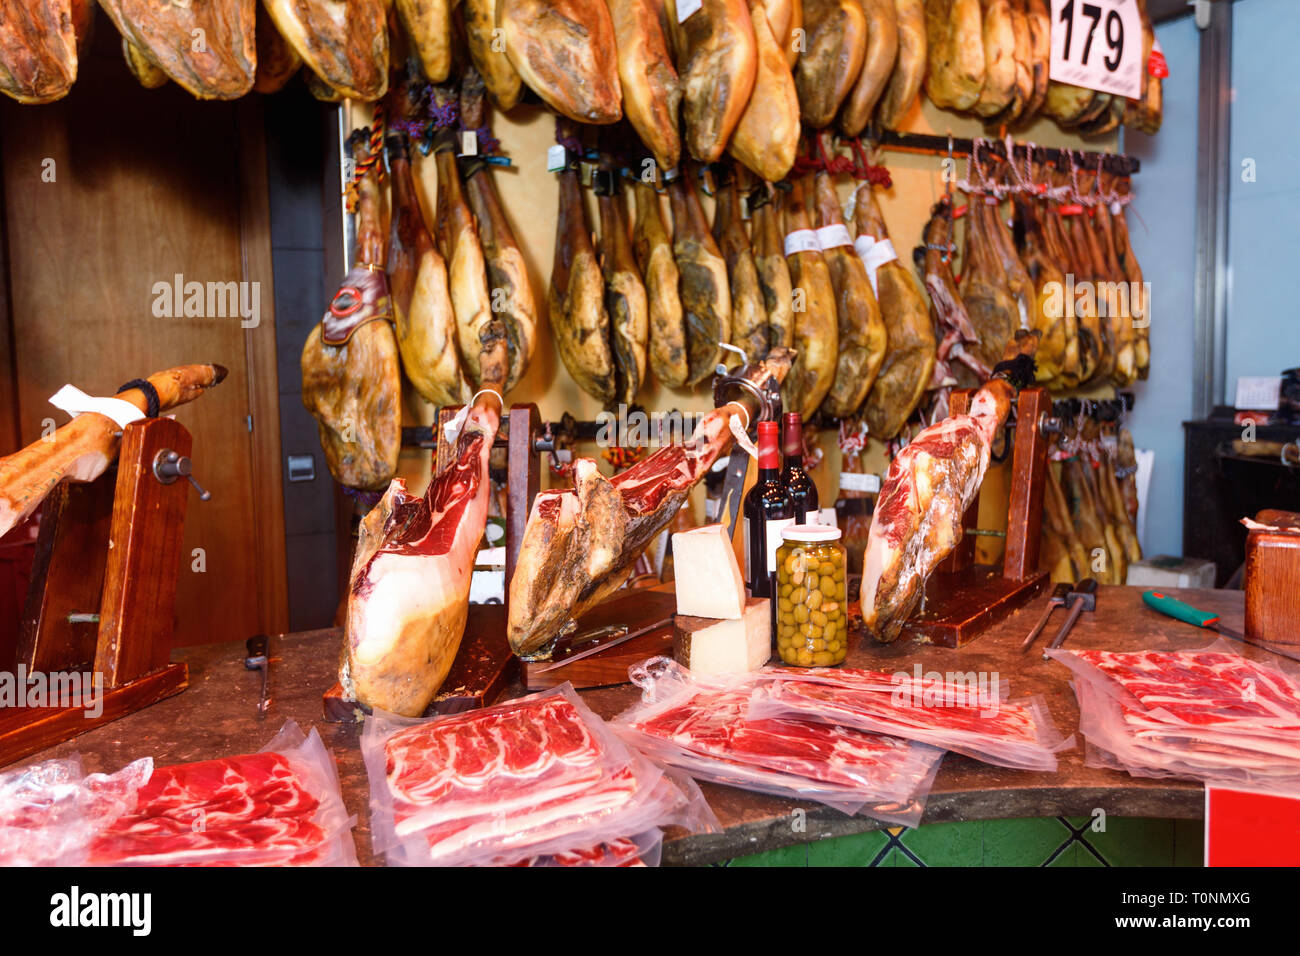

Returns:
343,398,502,718
507,349,794,657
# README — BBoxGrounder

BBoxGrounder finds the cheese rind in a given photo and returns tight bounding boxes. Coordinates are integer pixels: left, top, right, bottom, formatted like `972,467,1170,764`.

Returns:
673,598,771,676
671,523,747,619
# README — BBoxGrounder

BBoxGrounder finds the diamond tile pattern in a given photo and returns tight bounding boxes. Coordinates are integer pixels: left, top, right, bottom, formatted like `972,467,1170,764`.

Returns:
723,817,1204,867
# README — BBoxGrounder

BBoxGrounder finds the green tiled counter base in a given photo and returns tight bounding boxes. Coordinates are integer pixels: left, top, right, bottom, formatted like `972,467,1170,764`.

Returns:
723,817,1203,867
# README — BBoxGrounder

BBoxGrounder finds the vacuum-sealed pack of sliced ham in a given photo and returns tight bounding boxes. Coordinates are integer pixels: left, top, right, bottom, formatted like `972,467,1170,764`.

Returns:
0,755,152,867
611,658,945,825
748,665,1070,772
87,721,357,867
1049,643,1300,795
363,684,718,866
508,830,664,868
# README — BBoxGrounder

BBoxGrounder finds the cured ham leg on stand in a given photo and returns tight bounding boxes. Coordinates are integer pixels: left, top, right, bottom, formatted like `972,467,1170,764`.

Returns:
859,336,1037,641
0,364,227,539
342,301,511,717
342,386,507,718
508,349,795,657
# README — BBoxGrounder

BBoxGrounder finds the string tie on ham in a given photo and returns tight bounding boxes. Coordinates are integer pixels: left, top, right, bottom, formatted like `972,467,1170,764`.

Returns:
116,379,161,418
343,107,386,214
442,389,503,444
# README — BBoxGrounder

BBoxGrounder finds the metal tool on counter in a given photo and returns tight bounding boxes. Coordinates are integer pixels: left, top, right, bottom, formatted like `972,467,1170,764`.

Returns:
533,616,675,674
245,634,270,714
1020,582,1071,652
1042,578,1099,660
1141,590,1300,664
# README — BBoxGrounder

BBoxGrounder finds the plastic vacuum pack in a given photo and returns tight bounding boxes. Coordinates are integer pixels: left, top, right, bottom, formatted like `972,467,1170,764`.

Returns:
0,721,357,867
611,658,945,826
363,683,718,867
86,721,358,867
747,665,1071,772
1050,642,1300,795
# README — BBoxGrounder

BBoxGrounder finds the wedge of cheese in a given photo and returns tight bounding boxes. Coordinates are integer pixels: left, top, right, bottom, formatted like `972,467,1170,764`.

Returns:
672,523,747,619
673,598,771,677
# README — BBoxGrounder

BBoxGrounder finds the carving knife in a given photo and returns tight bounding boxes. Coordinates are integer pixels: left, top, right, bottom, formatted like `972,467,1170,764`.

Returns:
1141,590,1300,664
533,616,675,674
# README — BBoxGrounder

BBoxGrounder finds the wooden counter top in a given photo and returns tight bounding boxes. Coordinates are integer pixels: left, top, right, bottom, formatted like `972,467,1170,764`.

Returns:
21,585,1254,866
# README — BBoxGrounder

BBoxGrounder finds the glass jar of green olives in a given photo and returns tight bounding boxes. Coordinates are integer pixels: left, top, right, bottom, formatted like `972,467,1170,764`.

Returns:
775,525,848,667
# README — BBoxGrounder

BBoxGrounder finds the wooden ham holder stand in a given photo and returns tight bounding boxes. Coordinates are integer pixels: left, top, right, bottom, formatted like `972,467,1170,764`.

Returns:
0,417,194,767
899,387,1052,648
323,404,540,720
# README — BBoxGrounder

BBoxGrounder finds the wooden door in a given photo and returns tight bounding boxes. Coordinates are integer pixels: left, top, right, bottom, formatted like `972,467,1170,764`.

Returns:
0,36,287,646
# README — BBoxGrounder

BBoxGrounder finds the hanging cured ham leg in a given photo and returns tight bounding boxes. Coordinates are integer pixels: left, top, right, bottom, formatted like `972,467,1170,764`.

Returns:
301,132,402,490
263,0,388,100
500,0,622,124
551,156,616,404
508,349,795,657
608,0,682,171
0,365,227,539
858,335,1038,642
669,0,758,163
856,184,935,439
0,0,93,104
815,169,886,418
97,0,256,99
669,170,731,386
341,354,509,717
461,71,538,393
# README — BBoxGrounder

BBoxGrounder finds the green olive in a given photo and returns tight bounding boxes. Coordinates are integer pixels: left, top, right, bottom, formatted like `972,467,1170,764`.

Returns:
806,572,820,594
797,648,814,666
794,603,809,624
790,586,806,605
806,589,823,610
810,610,827,628
813,651,834,667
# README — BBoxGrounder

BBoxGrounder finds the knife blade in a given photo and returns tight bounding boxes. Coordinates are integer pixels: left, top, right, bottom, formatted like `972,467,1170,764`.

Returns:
533,616,675,674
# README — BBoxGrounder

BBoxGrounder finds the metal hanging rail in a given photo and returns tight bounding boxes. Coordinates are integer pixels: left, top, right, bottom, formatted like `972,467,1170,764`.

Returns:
861,125,1141,177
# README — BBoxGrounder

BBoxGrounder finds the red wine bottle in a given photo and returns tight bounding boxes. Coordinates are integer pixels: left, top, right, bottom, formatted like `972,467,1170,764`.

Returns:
780,412,819,523
744,421,794,597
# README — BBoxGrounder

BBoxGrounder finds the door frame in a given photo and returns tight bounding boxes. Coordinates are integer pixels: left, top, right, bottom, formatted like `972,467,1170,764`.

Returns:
236,97,289,639
0,97,289,641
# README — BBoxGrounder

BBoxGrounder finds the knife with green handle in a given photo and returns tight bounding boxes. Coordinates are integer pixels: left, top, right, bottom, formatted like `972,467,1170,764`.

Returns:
1141,590,1300,664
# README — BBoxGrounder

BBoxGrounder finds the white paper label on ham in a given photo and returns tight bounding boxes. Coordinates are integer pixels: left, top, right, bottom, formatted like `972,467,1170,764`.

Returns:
839,471,881,494
857,239,897,297
815,224,853,250
783,229,820,257
49,384,146,430
676,0,703,23
546,145,566,173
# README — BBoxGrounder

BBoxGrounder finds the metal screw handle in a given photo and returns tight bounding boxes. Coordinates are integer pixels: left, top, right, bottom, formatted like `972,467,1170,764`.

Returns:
153,449,212,501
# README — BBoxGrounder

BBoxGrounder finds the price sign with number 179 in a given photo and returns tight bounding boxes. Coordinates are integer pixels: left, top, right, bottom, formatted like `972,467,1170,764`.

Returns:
1049,0,1142,100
